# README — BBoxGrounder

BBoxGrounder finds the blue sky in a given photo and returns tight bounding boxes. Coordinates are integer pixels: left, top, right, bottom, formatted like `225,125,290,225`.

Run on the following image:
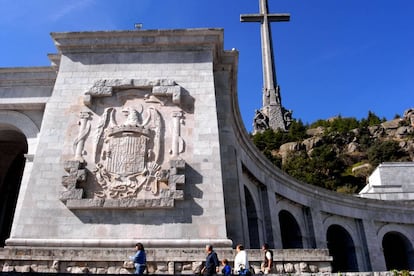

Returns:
1,0,413,132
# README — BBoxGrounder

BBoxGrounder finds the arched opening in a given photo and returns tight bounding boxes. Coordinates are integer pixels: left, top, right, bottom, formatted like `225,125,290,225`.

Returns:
327,224,358,272
383,231,414,271
0,128,28,247
244,186,260,248
278,210,303,248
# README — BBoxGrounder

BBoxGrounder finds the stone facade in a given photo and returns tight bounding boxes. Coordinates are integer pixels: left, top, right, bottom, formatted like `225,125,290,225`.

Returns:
0,28,414,274
6,29,231,249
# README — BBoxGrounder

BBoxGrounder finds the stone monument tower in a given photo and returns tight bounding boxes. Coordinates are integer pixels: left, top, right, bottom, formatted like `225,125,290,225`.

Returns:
241,0,292,133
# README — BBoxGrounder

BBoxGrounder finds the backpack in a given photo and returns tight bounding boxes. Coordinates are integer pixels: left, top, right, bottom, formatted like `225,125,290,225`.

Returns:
239,268,252,276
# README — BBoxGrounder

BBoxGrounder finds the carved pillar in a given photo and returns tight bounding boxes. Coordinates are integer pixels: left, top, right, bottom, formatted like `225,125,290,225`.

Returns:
73,111,91,162
171,111,183,158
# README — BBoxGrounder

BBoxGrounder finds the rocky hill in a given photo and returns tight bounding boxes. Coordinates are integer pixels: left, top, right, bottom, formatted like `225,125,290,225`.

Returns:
252,108,414,193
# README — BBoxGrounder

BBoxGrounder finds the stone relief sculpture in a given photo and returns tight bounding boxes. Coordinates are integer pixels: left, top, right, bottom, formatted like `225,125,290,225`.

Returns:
61,79,187,209
73,111,92,162
93,105,163,199
282,107,293,128
253,109,269,132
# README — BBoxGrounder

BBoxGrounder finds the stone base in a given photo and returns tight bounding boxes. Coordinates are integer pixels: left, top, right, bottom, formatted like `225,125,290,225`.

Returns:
0,247,332,274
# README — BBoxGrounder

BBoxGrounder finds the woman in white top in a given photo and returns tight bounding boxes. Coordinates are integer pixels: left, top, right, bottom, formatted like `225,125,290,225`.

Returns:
234,244,249,274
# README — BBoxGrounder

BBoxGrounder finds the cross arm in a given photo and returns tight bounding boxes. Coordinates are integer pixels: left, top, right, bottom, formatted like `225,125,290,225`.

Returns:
240,14,263,22
268,14,290,22
240,13,290,23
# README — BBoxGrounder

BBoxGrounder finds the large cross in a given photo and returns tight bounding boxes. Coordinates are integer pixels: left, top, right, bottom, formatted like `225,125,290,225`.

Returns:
241,0,290,132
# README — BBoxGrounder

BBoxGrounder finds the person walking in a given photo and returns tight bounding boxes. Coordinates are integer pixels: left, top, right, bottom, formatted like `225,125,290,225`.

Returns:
234,244,249,275
202,244,220,276
221,258,232,276
261,243,273,274
129,242,147,275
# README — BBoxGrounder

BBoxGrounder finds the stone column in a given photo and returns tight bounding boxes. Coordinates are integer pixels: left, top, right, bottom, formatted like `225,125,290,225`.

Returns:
309,208,327,248
8,154,34,239
362,219,387,271
269,193,282,248
171,111,183,158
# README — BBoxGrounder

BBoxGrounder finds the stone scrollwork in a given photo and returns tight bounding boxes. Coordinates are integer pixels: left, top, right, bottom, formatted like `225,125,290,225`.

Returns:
61,79,187,209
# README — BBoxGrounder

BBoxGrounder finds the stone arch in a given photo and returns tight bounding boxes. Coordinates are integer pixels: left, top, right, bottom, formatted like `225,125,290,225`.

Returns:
326,224,358,272
0,128,28,246
377,223,414,270
0,111,39,155
377,223,414,248
0,111,38,247
244,185,261,248
382,231,414,270
278,209,303,249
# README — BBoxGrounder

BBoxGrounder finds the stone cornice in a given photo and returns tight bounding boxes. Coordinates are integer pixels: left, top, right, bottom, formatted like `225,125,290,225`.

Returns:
0,66,56,87
51,28,224,57
0,66,55,73
0,97,49,110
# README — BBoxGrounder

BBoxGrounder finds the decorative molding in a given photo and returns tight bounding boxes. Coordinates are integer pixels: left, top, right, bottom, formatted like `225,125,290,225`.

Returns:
84,78,182,105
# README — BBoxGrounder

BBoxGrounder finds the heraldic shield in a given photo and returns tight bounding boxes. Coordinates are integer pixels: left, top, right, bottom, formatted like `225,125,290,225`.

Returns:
93,105,163,199
104,131,147,176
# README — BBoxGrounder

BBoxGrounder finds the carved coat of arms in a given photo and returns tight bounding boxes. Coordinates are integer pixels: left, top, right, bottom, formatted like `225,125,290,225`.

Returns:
93,105,163,199
61,79,186,209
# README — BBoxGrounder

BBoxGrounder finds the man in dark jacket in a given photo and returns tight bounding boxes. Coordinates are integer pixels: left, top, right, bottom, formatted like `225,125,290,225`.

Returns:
202,244,219,276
